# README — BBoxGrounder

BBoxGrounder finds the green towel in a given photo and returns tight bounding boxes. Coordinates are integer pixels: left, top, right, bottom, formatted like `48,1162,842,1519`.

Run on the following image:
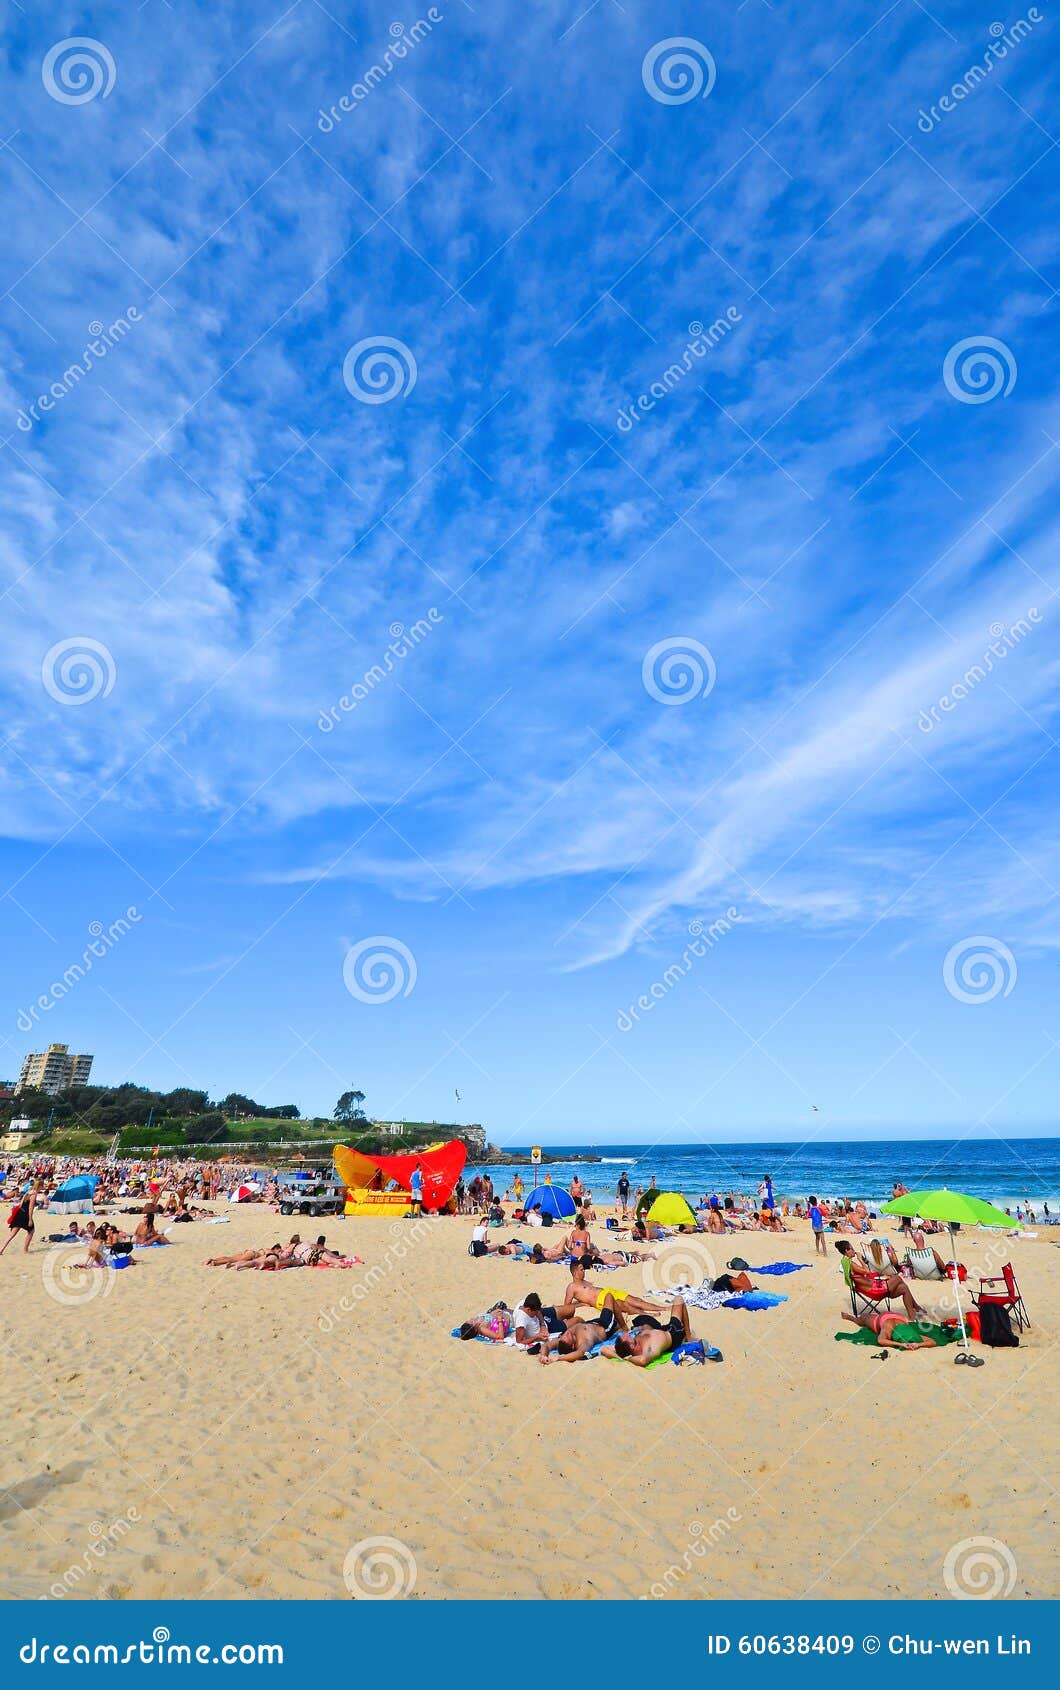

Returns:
835,1321,960,1347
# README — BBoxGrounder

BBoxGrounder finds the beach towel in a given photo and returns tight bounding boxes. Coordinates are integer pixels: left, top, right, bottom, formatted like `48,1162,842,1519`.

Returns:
834,1322,960,1347
745,1262,810,1275
661,1283,788,1312
311,1256,365,1267
723,1291,787,1310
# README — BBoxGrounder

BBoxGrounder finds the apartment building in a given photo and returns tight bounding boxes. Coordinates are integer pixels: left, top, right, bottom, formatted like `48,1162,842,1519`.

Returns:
16,1044,94,1096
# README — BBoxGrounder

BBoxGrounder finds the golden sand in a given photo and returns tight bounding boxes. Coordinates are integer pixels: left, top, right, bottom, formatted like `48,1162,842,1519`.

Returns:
1,1210,1055,1600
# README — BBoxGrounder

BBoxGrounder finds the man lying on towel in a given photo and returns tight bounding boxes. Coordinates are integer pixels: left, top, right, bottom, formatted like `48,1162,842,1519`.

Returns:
537,1292,625,1363
562,1256,667,1318
604,1298,695,1366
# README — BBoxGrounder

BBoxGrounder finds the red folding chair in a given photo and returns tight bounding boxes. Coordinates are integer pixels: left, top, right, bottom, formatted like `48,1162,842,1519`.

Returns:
975,1262,1029,1331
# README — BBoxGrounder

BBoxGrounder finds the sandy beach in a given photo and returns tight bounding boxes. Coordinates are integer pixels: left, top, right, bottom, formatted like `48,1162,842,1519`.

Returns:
1,1209,1056,1601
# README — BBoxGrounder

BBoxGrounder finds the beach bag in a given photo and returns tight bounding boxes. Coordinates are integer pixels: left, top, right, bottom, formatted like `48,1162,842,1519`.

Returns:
7,1205,19,1227
978,1302,1018,1347
944,1261,968,1282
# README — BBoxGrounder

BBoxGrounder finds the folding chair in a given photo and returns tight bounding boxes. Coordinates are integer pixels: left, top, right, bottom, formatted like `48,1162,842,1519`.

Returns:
842,1255,894,1318
975,1262,1030,1331
906,1247,946,1281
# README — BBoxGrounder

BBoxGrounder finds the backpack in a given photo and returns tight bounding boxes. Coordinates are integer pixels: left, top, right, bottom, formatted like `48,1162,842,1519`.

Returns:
978,1302,1019,1347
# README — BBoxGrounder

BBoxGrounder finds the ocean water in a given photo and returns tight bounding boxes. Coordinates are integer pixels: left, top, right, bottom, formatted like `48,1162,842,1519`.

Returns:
466,1138,1060,1213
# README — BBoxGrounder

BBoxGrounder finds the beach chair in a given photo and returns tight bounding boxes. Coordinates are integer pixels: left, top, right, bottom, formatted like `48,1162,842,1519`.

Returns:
842,1255,893,1318
974,1262,1029,1331
905,1247,945,1281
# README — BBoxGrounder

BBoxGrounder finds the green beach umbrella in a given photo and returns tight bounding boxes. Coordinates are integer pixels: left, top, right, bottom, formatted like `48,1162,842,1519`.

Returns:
880,1189,1018,1364
647,1192,697,1228
880,1189,1018,1229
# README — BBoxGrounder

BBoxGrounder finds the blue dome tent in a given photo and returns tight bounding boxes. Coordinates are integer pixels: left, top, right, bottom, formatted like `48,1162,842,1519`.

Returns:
524,1184,576,1219
50,1174,98,1215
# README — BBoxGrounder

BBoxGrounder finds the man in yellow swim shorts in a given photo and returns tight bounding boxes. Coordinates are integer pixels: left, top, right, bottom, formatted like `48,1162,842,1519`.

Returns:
563,1256,667,1321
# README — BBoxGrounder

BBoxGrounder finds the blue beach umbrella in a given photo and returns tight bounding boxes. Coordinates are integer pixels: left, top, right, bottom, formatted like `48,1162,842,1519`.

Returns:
524,1185,577,1219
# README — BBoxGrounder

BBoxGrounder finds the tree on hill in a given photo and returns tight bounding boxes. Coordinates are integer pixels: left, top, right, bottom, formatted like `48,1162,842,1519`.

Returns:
334,1089,366,1122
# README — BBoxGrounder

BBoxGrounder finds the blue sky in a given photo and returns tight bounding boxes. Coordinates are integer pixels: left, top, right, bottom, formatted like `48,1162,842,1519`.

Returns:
2,1,1059,1144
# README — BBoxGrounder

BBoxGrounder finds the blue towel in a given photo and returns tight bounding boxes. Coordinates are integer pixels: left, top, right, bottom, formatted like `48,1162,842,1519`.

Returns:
722,1291,787,1310
748,1262,811,1275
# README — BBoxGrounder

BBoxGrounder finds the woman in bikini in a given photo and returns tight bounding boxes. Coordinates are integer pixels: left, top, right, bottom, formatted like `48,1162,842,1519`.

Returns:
840,1309,938,1350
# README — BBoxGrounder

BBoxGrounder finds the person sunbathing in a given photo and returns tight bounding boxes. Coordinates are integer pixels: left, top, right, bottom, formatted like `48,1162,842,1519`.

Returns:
606,1298,695,1366
562,1257,666,1318
459,1303,512,1341
205,1246,273,1267
834,1241,928,1318
530,1239,569,1263
538,1293,624,1362
513,1291,578,1348
840,1310,939,1350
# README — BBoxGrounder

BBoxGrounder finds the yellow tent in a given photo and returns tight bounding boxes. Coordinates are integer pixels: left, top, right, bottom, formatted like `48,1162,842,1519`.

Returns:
647,1192,697,1227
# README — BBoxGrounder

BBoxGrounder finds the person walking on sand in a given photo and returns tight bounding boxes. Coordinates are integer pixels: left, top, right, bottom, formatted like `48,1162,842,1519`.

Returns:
616,1170,631,1219
1,1179,39,1254
409,1163,423,1218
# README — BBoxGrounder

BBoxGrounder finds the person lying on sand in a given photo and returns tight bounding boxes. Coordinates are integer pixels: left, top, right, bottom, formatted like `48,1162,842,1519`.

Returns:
530,1239,569,1262
835,1241,928,1318
562,1257,666,1318
205,1246,272,1267
512,1291,578,1349
604,1298,695,1366
840,1310,938,1350
538,1293,624,1362
459,1304,512,1341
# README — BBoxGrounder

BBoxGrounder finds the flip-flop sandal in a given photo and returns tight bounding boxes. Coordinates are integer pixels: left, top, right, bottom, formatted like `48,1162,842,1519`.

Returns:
872,1351,889,1361
954,1352,968,1365
965,1354,985,1367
